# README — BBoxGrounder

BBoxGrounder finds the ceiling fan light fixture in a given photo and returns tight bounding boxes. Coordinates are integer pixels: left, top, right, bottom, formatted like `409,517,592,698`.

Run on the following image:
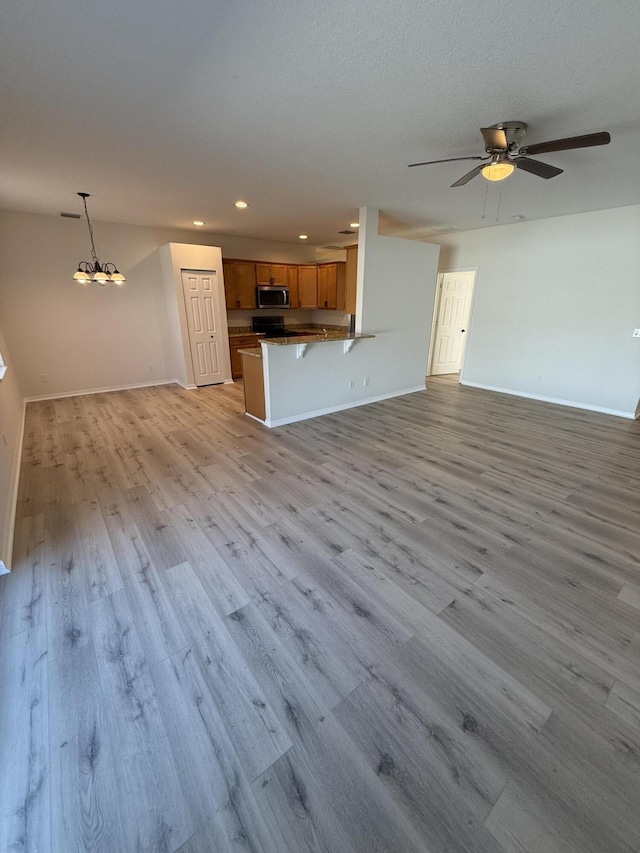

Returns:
482,162,515,182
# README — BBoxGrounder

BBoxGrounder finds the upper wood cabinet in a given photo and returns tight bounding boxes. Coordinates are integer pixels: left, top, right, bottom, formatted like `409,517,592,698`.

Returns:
344,245,358,314
256,263,288,285
287,265,300,309
298,265,318,308
223,258,347,311
317,262,346,310
223,261,256,309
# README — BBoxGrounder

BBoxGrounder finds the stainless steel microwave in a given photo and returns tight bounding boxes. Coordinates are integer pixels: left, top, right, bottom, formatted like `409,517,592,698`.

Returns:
256,285,290,308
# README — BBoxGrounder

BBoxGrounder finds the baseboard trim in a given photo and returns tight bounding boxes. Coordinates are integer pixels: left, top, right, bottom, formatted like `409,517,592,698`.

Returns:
175,380,197,390
2,398,27,571
264,386,426,428
460,381,635,420
23,379,177,403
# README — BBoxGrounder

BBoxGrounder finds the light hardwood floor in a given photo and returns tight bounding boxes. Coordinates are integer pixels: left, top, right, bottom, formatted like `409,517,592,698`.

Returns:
1,375,639,852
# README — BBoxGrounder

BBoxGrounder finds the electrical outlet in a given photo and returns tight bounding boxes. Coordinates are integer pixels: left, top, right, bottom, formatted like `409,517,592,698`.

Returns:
40,373,48,382
363,377,369,387
348,380,355,390
148,363,154,371
633,329,640,338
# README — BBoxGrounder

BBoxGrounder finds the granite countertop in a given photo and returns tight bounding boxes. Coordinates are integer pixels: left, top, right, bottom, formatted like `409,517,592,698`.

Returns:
238,347,263,358
262,332,374,346
228,330,266,338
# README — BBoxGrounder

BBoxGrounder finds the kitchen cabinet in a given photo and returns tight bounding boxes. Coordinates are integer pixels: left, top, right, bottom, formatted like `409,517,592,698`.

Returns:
317,262,346,310
298,265,318,308
344,245,358,314
241,352,266,420
256,263,288,285
223,261,256,309
287,265,300,309
229,333,262,379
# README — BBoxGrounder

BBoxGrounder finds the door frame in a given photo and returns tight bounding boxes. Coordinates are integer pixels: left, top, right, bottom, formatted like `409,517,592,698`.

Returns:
427,267,478,379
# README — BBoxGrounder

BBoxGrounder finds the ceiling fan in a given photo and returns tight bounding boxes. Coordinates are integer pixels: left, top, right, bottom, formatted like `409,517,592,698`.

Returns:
409,121,611,187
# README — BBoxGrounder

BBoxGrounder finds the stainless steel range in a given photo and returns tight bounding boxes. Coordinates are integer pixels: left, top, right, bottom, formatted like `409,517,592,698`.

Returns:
251,316,301,338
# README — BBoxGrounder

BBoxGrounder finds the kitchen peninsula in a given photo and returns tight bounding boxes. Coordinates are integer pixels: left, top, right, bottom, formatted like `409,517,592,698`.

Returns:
239,331,375,427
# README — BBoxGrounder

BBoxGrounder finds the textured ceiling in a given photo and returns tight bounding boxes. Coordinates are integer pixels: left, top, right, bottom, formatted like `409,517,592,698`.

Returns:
1,0,639,246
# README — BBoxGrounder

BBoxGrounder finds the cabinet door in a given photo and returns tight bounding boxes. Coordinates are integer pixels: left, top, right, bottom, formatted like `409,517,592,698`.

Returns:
255,263,271,285
223,261,237,310
344,246,357,314
271,264,288,285
298,265,318,308
230,344,243,379
317,264,337,309
229,334,260,379
287,265,300,309
335,261,346,311
235,263,257,308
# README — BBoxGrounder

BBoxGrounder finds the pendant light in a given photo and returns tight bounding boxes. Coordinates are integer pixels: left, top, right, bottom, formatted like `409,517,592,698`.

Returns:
73,193,126,286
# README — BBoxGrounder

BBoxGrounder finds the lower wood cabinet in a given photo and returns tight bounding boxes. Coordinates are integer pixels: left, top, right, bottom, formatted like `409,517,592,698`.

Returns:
241,353,266,420
229,334,262,380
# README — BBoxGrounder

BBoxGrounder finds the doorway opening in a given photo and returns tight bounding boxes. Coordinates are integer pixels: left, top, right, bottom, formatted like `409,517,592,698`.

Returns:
427,269,476,380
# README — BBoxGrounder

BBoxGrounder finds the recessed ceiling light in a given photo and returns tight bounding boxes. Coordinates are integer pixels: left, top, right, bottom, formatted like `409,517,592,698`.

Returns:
299,234,308,240
349,222,359,228
193,220,205,226
235,200,248,209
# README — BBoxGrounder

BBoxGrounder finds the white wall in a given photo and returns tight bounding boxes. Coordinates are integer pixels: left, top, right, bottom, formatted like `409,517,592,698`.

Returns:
263,207,440,426
0,210,316,398
0,321,24,569
356,206,440,392
434,205,640,417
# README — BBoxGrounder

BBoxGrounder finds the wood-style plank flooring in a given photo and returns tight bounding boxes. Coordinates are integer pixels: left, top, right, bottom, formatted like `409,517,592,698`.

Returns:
2,375,640,852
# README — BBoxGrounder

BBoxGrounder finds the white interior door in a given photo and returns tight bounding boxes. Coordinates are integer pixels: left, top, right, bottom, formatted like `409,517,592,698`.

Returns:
430,270,475,375
181,270,225,386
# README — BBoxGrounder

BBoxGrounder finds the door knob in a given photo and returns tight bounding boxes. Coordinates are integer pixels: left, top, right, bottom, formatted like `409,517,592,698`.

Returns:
461,329,466,333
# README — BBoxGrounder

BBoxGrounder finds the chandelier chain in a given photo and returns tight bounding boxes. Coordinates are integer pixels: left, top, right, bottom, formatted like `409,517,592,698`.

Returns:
81,194,100,266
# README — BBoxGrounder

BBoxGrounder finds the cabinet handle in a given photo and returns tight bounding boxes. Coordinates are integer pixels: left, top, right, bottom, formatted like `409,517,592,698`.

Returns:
236,300,240,307
324,301,328,307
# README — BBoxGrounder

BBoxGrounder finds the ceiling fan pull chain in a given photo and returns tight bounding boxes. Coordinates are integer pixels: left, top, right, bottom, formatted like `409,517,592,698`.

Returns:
495,184,504,222
480,180,489,219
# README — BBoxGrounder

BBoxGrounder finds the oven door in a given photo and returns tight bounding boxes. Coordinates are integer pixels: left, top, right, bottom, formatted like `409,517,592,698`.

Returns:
256,285,290,308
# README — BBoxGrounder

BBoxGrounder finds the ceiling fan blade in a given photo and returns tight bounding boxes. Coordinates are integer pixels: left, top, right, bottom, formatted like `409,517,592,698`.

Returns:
520,131,610,156
408,156,484,168
516,157,563,179
451,164,485,187
480,127,508,150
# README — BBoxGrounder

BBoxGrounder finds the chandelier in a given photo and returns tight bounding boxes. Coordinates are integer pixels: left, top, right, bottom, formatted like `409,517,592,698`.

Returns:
73,193,126,286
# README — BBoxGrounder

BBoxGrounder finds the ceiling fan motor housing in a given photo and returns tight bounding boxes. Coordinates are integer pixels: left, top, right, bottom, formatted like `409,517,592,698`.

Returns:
488,121,527,150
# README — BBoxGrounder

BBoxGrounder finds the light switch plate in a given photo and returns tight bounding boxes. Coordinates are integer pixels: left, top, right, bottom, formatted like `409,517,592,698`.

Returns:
633,329,640,338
